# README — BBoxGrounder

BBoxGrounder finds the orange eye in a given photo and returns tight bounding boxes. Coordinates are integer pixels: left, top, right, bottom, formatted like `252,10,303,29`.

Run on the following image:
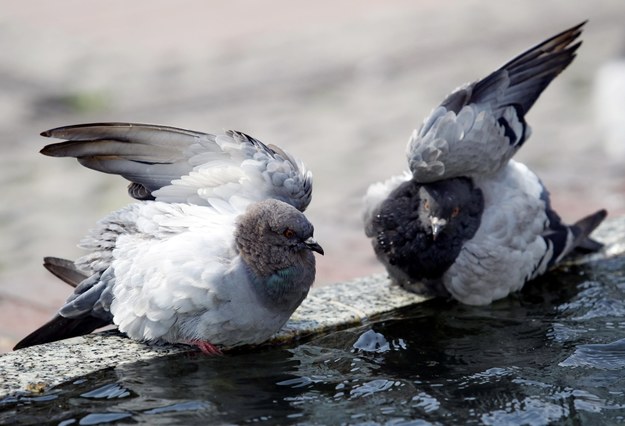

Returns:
423,200,430,210
283,229,296,238
451,207,460,217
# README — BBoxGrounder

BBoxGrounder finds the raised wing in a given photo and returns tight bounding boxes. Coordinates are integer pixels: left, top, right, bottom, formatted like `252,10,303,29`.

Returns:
407,22,584,182
41,123,313,212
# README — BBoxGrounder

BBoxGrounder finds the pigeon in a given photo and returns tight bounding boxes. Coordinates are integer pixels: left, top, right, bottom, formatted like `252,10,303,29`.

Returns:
14,123,324,354
364,22,607,306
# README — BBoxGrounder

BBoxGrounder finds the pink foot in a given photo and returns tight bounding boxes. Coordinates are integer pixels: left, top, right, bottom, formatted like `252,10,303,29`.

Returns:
189,340,223,356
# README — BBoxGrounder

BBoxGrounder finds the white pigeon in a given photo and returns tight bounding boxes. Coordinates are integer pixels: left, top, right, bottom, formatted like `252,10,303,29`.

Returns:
364,22,607,306
14,124,323,354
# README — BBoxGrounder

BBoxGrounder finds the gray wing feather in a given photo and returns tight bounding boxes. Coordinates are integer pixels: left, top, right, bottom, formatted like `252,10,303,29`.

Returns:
408,22,585,182
466,21,583,117
41,123,312,211
60,269,115,321
41,123,218,201
43,256,114,320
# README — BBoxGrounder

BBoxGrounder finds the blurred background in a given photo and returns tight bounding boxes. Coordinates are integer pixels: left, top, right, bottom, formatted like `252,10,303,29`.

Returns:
1,0,624,352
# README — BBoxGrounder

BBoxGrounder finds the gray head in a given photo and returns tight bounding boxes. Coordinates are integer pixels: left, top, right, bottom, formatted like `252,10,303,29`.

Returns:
235,199,323,279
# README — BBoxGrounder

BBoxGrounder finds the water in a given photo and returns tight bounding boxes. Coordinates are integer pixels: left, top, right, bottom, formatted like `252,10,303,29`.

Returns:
3,258,625,425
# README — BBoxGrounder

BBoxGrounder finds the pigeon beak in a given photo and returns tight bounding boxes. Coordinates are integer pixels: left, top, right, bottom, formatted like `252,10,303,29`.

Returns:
430,217,447,241
304,237,324,255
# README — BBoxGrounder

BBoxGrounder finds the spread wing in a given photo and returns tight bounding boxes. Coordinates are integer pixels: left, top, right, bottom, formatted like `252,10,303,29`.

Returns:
407,22,584,182
41,123,313,212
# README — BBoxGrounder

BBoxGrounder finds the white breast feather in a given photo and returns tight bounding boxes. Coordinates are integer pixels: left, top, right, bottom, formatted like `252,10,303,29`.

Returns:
100,201,289,346
107,202,240,342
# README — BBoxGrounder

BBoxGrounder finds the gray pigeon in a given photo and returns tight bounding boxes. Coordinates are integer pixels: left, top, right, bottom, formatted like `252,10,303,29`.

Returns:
364,22,607,306
14,123,323,354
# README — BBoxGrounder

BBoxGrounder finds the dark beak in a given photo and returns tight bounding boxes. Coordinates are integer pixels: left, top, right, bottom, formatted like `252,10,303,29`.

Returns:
304,237,324,255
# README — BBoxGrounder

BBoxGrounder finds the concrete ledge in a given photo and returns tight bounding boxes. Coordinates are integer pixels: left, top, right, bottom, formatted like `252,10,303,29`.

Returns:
1,217,624,398
0,274,425,397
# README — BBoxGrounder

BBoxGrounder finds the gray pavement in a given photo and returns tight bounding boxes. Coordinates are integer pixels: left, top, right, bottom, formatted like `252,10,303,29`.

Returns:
1,0,624,352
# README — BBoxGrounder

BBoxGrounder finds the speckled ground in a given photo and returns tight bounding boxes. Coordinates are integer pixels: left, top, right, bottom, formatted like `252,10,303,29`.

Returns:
1,0,625,352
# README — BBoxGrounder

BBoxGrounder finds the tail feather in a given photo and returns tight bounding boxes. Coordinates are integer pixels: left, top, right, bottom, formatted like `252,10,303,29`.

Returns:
14,256,113,350
571,209,607,253
13,314,110,350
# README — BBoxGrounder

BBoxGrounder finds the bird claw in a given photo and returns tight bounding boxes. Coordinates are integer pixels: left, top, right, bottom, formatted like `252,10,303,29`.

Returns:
189,340,223,356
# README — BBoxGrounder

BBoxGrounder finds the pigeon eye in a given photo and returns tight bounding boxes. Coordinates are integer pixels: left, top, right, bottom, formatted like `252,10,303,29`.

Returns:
423,200,430,210
283,228,296,238
451,207,460,217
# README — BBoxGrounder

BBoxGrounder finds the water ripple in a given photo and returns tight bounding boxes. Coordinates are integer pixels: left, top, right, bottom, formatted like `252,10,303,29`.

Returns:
79,383,131,400
410,391,440,413
560,338,625,369
352,329,407,353
349,379,397,397
75,412,133,425
558,279,625,322
480,396,567,426
547,323,586,343
142,401,209,415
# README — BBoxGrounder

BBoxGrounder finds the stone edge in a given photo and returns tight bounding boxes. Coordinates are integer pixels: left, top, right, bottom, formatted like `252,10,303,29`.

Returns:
0,274,425,397
1,217,623,398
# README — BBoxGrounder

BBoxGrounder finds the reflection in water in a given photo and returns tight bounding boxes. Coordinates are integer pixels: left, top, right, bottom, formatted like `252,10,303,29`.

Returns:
2,259,625,424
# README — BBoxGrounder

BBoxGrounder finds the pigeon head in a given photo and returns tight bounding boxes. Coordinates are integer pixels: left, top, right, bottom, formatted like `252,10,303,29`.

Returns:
235,199,323,278
417,178,482,241
369,177,484,285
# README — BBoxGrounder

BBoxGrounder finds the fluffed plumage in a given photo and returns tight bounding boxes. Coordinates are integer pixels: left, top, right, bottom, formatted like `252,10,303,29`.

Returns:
15,124,323,353
364,22,607,305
